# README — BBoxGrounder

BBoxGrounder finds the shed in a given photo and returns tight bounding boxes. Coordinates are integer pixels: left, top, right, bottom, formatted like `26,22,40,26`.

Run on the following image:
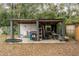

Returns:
9,19,65,41
66,24,75,38
66,22,79,41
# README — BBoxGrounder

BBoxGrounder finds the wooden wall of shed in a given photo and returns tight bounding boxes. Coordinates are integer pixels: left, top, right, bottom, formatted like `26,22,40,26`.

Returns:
75,24,79,41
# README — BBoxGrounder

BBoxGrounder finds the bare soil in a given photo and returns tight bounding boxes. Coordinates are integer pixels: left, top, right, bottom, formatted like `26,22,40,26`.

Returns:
0,35,79,56
0,42,79,56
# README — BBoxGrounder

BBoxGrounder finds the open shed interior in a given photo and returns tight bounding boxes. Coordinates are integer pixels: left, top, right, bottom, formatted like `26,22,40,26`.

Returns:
39,20,62,40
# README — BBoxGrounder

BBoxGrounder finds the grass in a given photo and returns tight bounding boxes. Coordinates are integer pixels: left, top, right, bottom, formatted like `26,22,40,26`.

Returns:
0,38,6,42
0,35,19,42
0,35,8,42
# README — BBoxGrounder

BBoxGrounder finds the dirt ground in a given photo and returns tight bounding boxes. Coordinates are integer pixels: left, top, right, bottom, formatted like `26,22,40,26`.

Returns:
0,35,79,56
0,41,79,56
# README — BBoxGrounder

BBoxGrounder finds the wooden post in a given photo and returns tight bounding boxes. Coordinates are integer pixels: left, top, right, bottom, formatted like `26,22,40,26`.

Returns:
18,24,20,37
43,25,45,39
10,20,14,39
62,21,65,40
36,20,39,41
57,23,59,34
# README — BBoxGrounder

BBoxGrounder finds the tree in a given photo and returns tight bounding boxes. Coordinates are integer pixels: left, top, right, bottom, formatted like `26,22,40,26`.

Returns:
0,3,79,26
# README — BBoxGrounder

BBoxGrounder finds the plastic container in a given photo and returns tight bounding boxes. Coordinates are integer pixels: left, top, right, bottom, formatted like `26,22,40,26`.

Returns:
30,32,32,40
30,31,37,41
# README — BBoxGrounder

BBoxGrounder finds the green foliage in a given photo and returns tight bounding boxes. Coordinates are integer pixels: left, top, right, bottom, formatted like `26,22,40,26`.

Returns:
0,3,79,27
1,27,9,35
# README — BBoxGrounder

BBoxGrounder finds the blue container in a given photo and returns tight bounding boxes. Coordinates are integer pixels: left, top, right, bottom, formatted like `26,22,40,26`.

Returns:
30,32,32,40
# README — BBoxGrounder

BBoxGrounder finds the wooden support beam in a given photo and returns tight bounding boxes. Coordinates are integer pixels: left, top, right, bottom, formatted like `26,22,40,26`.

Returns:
18,24,20,37
10,20,14,39
36,20,39,41
62,21,65,40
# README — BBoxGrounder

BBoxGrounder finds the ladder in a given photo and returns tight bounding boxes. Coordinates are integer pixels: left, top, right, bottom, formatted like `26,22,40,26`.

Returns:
39,27,42,40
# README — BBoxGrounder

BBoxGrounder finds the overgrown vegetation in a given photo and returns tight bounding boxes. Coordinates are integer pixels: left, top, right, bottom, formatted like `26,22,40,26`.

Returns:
0,3,79,35
0,3,79,26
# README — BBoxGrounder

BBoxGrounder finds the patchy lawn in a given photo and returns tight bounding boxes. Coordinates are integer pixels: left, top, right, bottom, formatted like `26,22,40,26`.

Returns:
0,42,79,56
0,35,18,42
0,35,8,42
